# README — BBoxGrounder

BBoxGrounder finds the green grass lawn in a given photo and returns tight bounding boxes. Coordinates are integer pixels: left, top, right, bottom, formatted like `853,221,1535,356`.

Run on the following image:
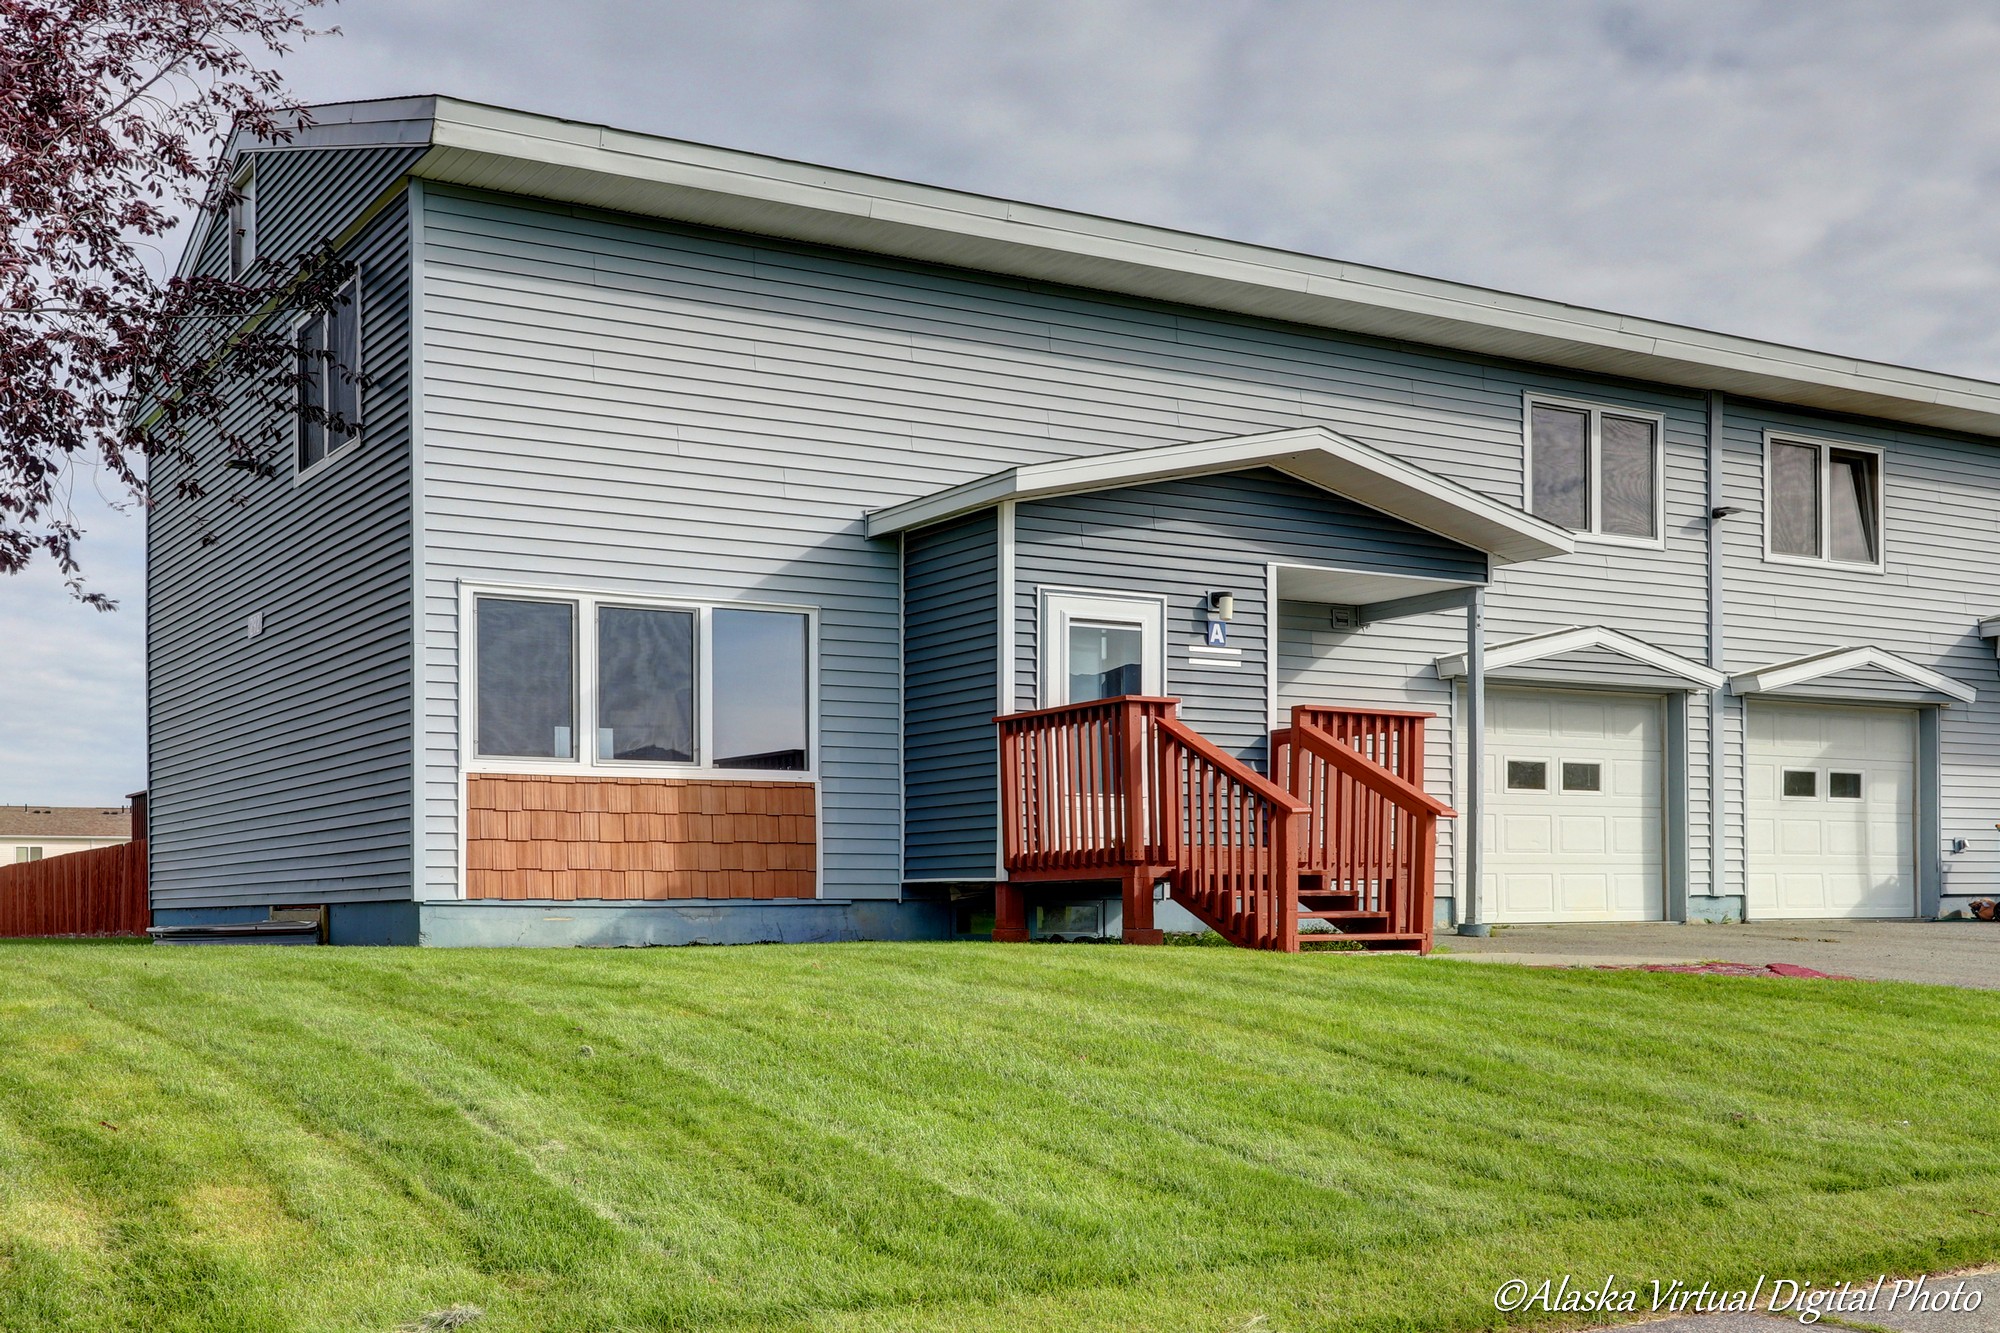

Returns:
1,941,1996,1333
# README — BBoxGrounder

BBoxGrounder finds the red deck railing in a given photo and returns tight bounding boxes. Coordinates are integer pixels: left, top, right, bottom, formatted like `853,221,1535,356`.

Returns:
0,840,150,939
1272,707,1454,951
996,697,1306,951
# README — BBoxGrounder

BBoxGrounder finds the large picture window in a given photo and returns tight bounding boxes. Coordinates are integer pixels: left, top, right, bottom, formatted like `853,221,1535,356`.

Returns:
1765,435,1884,568
472,591,813,773
1525,397,1664,544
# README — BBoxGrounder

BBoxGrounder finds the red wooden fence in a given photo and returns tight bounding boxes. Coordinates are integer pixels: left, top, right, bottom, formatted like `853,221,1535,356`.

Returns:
0,841,149,938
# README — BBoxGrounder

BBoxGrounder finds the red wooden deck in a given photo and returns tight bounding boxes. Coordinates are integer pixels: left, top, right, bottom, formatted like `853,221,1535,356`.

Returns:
995,698,1453,953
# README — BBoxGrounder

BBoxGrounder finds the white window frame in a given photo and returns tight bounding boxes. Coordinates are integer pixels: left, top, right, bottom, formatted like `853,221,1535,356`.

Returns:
1760,431,1887,574
1522,393,1667,550
227,158,256,279
1036,587,1168,708
461,581,820,781
293,272,365,486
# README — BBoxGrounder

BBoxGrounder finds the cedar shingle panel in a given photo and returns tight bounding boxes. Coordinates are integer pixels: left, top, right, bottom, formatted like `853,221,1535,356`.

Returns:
464,775,816,900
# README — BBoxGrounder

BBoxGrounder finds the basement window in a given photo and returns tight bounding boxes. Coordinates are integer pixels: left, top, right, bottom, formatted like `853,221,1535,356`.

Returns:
1525,397,1664,545
471,590,815,774
1766,435,1884,568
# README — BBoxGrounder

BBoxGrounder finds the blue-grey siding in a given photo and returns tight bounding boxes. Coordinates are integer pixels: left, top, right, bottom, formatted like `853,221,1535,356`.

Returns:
148,151,422,908
1012,469,1487,766
902,511,1000,880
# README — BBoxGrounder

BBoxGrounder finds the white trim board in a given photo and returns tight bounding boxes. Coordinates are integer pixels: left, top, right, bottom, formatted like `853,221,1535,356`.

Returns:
865,426,1574,566
1730,645,1976,705
1434,624,1726,689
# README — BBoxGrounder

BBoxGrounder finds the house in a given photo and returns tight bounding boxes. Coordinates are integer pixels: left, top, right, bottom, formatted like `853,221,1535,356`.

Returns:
145,95,2000,948
0,806,134,865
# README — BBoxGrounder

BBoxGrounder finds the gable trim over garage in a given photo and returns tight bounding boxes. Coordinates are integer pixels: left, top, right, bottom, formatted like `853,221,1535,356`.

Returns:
1434,625,1726,690
1731,645,1977,705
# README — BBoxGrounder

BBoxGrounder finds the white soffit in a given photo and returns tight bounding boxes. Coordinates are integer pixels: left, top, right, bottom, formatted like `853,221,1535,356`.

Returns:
1274,565,1479,607
1731,645,1977,704
1435,624,1728,689
409,96,2000,441
862,425,1574,565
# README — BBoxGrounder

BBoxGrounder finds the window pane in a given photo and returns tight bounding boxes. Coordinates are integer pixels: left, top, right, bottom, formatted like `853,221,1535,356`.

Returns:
1506,760,1548,791
1829,771,1863,799
598,607,695,762
477,598,575,758
327,282,361,445
1068,621,1144,702
1769,441,1821,557
296,316,327,469
1828,449,1879,564
1561,761,1602,792
1599,415,1657,538
1782,769,1817,798
1530,405,1589,530
713,609,809,770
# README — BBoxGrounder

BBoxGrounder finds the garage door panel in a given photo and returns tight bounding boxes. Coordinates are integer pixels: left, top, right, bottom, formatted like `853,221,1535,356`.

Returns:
1489,688,1664,924
1747,701,1915,920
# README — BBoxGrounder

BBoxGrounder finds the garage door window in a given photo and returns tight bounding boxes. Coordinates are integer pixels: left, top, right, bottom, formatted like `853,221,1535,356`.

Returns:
1506,759,1549,791
1829,771,1863,799
1561,761,1603,792
1782,769,1818,798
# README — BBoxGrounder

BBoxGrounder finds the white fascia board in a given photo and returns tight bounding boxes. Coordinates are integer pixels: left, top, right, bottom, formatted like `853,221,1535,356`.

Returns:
862,426,1574,564
1731,645,1977,704
414,97,2000,440
1435,624,1727,688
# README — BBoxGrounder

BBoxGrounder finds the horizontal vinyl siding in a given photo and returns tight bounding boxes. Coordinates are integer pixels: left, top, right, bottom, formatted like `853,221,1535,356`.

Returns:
902,512,1000,879
1013,469,1486,768
147,177,417,907
1719,400,2000,904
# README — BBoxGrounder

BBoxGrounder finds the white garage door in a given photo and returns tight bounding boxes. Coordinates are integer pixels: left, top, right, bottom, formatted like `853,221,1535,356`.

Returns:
1747,702,1915,919
1484,689,1665,923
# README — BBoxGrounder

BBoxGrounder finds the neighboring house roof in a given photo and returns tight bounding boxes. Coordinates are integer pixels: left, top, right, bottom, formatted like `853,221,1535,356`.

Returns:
1433,625,1728,689
863,425,1576,566
0,806,131,839
215,95,2000,442
1730,645,1977,704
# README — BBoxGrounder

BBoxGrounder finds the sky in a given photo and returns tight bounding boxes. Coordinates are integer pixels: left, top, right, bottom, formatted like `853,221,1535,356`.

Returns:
10,0,2000,805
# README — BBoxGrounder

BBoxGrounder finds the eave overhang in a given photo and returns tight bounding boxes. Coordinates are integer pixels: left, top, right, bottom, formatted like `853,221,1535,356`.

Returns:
863,425,1575,566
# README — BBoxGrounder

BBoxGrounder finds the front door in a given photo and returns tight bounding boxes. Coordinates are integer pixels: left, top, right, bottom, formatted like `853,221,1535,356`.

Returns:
1039,591,1166,706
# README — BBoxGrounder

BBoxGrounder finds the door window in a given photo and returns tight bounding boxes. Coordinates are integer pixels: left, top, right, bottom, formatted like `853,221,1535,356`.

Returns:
1039,591,1165,706
1067,621,1145,702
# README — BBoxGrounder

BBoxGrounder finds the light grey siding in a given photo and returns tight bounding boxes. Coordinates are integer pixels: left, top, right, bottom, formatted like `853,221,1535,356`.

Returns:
1717,399,2000,906
903,511,999,879
1012,469,1486,766
147,164,420,908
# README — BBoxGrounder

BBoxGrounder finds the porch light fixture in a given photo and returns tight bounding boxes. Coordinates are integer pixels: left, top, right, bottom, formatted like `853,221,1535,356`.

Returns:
1207,590,1235,622
1710,505,1747,520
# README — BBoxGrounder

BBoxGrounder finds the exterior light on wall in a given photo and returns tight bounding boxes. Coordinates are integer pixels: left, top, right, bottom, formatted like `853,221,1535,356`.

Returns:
1207,590,1235,622
1710,506,1747,520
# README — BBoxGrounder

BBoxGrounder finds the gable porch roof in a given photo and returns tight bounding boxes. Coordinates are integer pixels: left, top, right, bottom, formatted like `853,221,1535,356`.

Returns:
863,425,1574,566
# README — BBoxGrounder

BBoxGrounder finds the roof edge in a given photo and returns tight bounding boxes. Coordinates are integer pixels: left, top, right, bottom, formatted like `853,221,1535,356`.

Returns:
1731,645,1977,704
409,96,2000,439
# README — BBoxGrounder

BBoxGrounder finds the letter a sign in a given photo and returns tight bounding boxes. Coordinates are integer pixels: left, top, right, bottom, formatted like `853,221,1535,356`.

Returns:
1205,620,1229,648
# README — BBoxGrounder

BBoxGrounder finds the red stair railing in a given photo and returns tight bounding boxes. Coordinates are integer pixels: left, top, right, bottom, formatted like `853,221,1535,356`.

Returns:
1271,706,1454,951
995,697,1306,951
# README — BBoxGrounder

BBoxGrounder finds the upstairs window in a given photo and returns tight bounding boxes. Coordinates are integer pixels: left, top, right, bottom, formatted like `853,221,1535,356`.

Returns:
227,159,256,278
472,592,813,773
1765,435,1883,568
1526,397,1663,544
296,276,362,475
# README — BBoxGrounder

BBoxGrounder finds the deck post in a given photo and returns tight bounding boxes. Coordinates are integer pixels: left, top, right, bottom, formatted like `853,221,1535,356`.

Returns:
1121,866,1164,945
994,882,1030,942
